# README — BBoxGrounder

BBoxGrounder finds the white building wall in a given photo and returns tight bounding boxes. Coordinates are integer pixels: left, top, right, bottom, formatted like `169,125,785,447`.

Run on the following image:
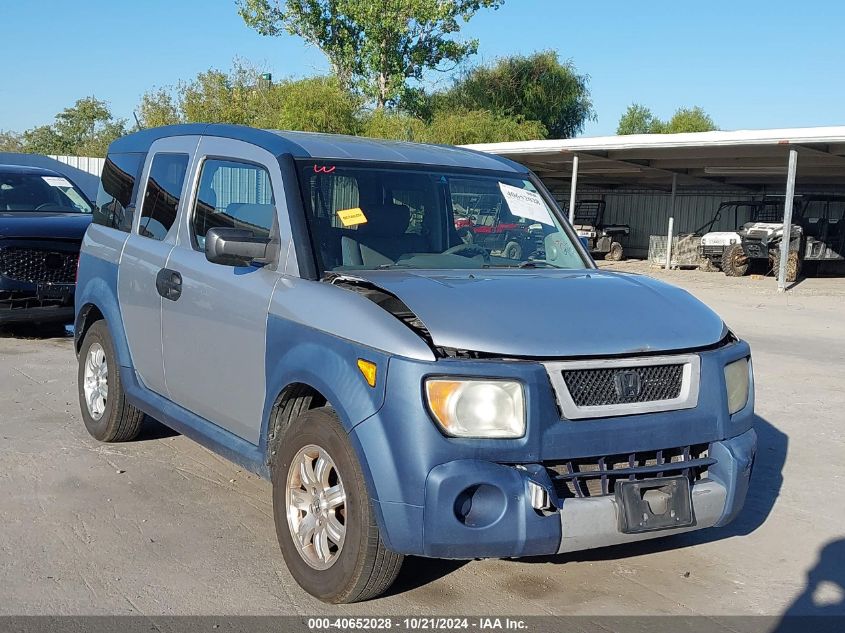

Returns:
48,155,104,177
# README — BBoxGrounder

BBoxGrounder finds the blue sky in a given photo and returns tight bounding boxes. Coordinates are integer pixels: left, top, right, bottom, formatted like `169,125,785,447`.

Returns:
2,0,843,137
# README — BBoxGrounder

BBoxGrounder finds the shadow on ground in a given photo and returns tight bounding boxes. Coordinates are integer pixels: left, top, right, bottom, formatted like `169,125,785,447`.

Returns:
0,322,72,340
132,415,180,441
382,557,468,598
773,538,845,631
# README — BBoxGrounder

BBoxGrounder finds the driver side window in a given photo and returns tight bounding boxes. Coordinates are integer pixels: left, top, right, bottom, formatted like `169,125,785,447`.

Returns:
191,159,276,250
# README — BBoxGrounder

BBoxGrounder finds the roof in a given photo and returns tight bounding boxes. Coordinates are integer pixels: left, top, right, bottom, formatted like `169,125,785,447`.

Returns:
0,164,61,176
109,124,525,173
463,126,845,192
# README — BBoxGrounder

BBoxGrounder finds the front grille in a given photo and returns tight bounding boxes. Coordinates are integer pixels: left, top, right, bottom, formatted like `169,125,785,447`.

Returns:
744,242,766,258
700,245,725,256
0,290,67,310
0,247,78,284
562,364,684,407
546,444,713,499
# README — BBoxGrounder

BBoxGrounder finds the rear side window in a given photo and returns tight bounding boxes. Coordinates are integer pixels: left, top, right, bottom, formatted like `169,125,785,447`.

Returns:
191,159,275,249
94,153,145,231
138,153,189,241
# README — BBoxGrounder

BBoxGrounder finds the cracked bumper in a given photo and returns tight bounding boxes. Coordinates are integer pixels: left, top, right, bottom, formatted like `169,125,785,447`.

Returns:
373,428,757,559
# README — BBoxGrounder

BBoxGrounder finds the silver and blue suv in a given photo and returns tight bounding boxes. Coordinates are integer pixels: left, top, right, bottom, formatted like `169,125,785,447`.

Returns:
75,124,757,603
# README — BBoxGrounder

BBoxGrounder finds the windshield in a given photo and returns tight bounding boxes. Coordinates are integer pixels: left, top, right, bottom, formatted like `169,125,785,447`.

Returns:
298,161,586,273
0,171,92,213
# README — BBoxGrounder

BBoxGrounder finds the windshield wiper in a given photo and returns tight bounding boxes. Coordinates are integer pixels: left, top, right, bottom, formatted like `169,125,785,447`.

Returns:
518,260,559,268
376,263,415,269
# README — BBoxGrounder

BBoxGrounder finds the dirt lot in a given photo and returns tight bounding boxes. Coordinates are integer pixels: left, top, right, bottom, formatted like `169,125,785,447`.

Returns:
1,264,843,617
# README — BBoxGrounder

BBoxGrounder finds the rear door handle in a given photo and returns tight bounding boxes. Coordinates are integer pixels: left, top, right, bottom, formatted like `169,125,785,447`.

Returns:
155,268,182,301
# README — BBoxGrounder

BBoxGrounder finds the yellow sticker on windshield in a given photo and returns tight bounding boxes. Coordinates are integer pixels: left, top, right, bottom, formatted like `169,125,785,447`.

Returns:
337,207,368,227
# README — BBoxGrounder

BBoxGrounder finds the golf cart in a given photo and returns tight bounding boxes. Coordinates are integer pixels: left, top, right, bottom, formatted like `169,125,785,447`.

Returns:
570,199,629,261
699,198,803,281
795,195,845,275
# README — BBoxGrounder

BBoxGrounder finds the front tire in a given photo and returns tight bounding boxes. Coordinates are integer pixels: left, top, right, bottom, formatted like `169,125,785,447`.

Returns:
502,240,523,260
605,241,624,261
77,320,144,442
722,243,749,277
273,406,403,603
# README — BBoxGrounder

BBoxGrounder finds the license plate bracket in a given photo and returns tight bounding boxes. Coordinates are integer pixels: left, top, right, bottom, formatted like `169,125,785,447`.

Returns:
615,475,694,534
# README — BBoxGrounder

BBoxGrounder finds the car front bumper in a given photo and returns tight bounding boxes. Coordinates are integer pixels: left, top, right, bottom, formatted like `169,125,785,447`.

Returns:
372,429,756,559
0,280,75,324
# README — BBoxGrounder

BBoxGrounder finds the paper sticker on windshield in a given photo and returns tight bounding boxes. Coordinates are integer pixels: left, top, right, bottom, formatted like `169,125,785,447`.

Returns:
498,182,553,226
42,176,72,188
337,207,368,227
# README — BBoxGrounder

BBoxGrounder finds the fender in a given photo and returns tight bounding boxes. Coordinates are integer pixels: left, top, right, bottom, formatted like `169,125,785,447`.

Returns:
74,248,132,369
261,315,392,445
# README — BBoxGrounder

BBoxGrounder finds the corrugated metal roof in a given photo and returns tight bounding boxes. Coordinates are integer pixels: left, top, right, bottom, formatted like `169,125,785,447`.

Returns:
464,126,845,191
464,126,845,154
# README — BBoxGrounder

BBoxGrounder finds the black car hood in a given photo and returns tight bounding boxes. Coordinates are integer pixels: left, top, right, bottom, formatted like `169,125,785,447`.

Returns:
0,212,92,241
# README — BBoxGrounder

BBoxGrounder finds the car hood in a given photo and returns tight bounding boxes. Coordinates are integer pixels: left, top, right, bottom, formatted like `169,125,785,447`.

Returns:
0,212,92,241
347,269,727,357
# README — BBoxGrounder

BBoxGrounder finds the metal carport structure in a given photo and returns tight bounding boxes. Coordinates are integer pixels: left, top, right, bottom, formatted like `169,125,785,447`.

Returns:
466,127,845,291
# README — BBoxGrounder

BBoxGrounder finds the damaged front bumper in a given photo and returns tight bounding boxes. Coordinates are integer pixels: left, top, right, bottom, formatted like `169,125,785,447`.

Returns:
420,429,756,558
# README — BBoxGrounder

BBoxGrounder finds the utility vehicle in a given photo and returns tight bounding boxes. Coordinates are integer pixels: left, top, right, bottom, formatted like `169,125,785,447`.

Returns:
570,199,628,261
699,198,802,281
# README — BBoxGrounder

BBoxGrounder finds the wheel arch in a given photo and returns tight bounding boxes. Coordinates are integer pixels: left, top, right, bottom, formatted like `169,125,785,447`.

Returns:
74,303,104,354
265,382,329,469
73,295,133,369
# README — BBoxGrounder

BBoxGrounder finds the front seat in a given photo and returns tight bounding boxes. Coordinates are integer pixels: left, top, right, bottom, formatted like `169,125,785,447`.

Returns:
341,203,428,266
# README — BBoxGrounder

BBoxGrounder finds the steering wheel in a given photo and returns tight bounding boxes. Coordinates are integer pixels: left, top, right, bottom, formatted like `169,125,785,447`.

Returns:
35,203,60,211
444,243,490,259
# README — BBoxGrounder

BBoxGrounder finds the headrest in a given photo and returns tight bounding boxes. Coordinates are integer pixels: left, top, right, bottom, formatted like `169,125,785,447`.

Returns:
360,203,411,236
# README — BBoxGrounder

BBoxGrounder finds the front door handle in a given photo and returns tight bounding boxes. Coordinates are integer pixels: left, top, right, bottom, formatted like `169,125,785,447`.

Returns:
155,268,182,301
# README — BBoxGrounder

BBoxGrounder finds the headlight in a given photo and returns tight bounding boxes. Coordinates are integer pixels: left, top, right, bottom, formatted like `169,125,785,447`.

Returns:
425,378,525,438
724,357,750,415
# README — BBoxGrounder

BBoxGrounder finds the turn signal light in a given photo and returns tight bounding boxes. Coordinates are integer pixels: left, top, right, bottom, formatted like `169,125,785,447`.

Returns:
357,359,377,388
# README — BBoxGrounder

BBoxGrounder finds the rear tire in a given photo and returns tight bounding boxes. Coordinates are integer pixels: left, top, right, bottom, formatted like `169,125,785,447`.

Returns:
770,248,801,283
273,406,403,603
604,241,624,261
721,244,749,277
77,320,144,442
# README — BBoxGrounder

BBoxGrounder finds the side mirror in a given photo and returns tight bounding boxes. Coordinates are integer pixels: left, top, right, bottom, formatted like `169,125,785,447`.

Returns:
205,227,271,266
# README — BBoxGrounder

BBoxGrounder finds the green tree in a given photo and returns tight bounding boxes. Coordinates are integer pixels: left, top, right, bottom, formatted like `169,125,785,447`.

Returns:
182,68,254,125
0,130,24,153
617,103,716,135
21,125,66,155
18,97,127,156
138,64,361,135
252,76,362,133
361,109,427,141
237,0,503,108
616,103,663,135
422,109,546,145
664,106,717,133
138,88,183,127
434,51,594,138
